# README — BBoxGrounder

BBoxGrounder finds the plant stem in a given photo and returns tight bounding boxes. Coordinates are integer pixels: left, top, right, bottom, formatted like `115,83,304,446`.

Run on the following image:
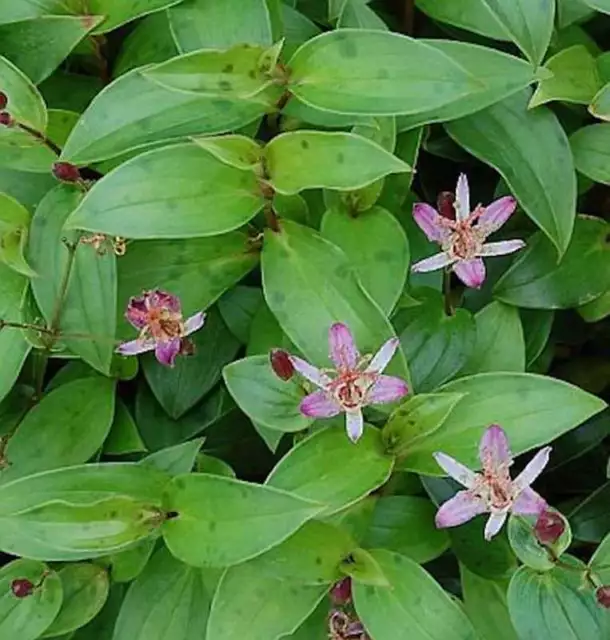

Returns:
443,268,454,316
16,122,61,157
0,319,55,335
404,0,415,35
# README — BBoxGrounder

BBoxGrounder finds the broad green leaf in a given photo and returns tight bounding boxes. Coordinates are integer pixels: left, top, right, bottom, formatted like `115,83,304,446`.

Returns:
192,134,263,171
162,473,323,567
557,0,595,28
0,191,34,277
0,559,63,640
282,4,322,60
265,131,410,195
168,0,274,52
363,496,450,564
141,439,204,476
569,482,610,543
507,559,606,639
0,167,55,213
261,220,409,382
589,532,610,583
113,547,215,640
461,301,525,375
223,355,314,433
415,0,508,40
446,89,576,256
0,377,115,484
582,0,610,15
482,0,554,65
571,123,610,184
589,82,610,121
218,285,264,343
67,143,265,238
266,426,394,516
288,29,481,116
340,547,390,586
401,373,606,475
71,583,125,640
397,41,536,131
28,185,116,373
321,205,409,314
103,400,147,455
0,16,104,85
143,308,239,419
196,454,236,478
393,288,476,392
104,538,155,583
337,0,388,29
0,54,46,130
42,563,109,637
353,550,478,640
461,566,518,640
206,562,327,640
116,233,258,339
530,45,601,108
283,97,376,128
494,216,610,309
60,66,269,164
578,290,610,322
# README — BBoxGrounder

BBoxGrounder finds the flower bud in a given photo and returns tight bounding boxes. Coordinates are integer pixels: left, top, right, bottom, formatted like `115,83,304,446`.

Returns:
0,111,12,126
534,509,565,546
11,578,34,598
52,161,81,183
330,577,352,605
0,92,7,110
437,191,456,220
596,586,610,608
270,349,294,381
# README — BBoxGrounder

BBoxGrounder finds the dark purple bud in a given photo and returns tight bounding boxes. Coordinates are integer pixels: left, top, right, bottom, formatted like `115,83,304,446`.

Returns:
0,92,7,110
330,577,352,605
534,510,565,546
0,112,12,126
11,579,34,598
596,586,610,608
437,191,455,220
52,162,81,183
270,349,294,381
179,337,196,357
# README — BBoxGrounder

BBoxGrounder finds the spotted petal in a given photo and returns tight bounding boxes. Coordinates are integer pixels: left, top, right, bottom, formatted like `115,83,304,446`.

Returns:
289,355,331,388
329,323,359,370
455,173,470,221
300,391,342,418
479,425,512,472
435,490,486,528
411,252,455,274
478,240,525,257
155,338,181,367
365,337,400,374
125,295,149,329
413,203,449,243
149,289,181,313
512,487,547,516
345,410,364,443
367,375,408,404
433,452,477,489
184,311,206,336
514,446,552,491
116,338,155,356
477,196,517,235
484,512,508,540
453,258,485,289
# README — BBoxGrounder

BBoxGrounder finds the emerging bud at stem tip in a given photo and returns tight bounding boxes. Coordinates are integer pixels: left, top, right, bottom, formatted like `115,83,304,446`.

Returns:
0,92,8,110
534,509,566,546
0,112,12,126
52,162,81,183
11,578,34,598
330,577,352,605
270,349,294,381
596,586,610,608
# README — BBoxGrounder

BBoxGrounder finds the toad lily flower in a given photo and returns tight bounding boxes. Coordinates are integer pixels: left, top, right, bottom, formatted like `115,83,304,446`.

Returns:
116,290,205,367
411,174,525,288
434,425,551,540
287,323,408,443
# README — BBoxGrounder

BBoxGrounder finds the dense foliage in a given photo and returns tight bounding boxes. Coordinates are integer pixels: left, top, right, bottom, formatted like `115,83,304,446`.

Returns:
0,0,609,638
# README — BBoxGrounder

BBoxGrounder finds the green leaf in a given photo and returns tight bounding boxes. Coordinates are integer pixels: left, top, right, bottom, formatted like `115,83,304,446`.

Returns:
415,0,509,41
265,131,410,195
0,377,115,484
393,288,476,392
508,511,572,572
196,454,236,478
321,205,409,314
266,426,394,516
141,439,204,476
261,220,409,383
401,373,606,475
0,167,55,213
0,559,63,640
192,134,263,171
162,473,323,567
397,40,536,131
206,562,327,640
571,123,610,184
103,538,155,584
481,0,554,65
28,185,116,373
223,355,314,433
143,308,239,419
104,400,147,455
460,565,518,640
0,191,34,277
530,45,601,108
353,550,478,640
461,301,525,375
507,558,606,639
340,547,390,587
0,16,104,85
446,89,576,257
363,496,450,564
337,0,388,29
578,290,610,322
113,547,215,640
582,0,610,15
60,66,269,165
494,215,610,309
70,582,125,640
67,143,265,239
218,285,264,343
116,233,258,339
288,29,481,116
569,482,610,543
557,0,595,28
42,563,109,637
589,531,610,583
0,54,46,130
589,82,610,121
168,0,274,52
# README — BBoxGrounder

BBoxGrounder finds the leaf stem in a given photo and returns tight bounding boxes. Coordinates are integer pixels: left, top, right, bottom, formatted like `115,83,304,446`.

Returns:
16,122,62,157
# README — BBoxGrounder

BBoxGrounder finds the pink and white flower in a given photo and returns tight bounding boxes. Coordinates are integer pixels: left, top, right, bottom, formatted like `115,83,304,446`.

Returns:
434,425,550,540
411,174,525,288
287,323,408,443
116,290,205,367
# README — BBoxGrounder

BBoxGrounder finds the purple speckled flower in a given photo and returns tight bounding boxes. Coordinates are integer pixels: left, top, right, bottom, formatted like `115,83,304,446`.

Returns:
116,289,205,367
434,425,550,540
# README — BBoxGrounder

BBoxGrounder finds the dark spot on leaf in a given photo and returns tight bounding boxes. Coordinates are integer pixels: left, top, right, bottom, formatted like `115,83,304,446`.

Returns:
248,70,257,79
219,80,232,92
271,291,285,306
375,250,394,263
337,153,345,164
222,64,234,73
208,521,217,532
301,139,309,150
339,38,358,59
378,69,390,80
315,556,323,566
